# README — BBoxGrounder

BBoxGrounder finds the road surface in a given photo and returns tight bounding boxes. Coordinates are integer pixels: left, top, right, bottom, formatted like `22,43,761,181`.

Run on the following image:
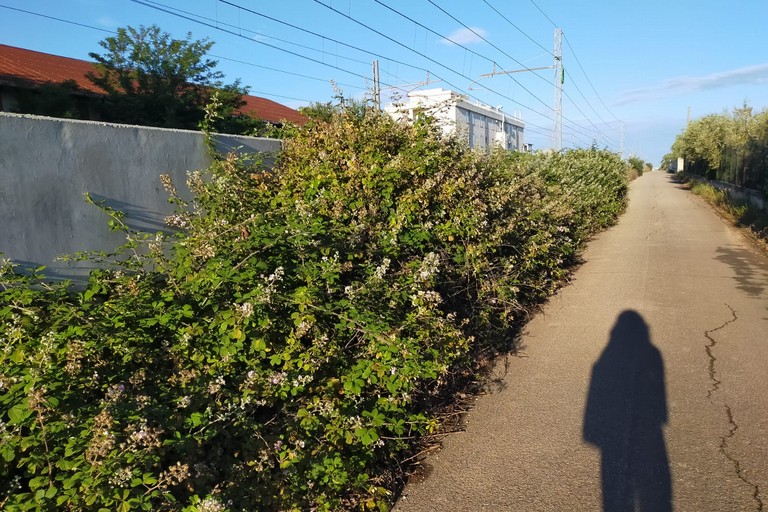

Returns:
395,171,768,511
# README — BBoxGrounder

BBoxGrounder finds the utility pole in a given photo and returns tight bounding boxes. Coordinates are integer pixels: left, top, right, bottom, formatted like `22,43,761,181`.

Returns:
553,28,563,152
471,27,563,151
372,60,381,110
620,121,625,158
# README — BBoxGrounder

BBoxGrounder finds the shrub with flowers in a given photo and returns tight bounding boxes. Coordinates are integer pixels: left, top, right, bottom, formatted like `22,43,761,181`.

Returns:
0,106,627,510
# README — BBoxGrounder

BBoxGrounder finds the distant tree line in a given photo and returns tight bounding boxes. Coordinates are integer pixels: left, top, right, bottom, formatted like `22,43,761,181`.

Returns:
664,104,768,192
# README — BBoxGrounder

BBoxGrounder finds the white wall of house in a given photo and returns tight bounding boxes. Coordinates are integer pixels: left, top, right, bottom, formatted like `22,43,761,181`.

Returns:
385,88,525,151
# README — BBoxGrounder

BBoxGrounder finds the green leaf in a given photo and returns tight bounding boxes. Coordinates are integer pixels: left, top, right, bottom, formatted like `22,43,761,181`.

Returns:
7,403,32,425
29,476,47,490
1,446,15,462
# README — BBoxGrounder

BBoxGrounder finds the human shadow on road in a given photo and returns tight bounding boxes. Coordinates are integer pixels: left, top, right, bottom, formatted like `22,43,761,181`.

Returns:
583,310,672,512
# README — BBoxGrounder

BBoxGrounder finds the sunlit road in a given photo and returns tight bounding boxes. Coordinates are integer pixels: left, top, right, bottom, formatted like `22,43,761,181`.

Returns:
395,171,768,511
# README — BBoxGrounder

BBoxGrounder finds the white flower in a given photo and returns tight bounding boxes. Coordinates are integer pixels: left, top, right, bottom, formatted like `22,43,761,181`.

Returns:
416,252,440,282
235,302,254,318
373,258,391,280
197,496,226,512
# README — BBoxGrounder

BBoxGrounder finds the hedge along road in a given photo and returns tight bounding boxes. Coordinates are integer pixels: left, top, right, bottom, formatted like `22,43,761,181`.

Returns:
394,170,768,512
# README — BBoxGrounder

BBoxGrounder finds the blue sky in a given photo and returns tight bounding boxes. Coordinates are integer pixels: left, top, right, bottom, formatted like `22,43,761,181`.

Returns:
2,0,767,165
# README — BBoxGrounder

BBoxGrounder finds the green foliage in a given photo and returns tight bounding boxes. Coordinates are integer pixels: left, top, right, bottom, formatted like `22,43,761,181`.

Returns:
627,156,644,174
671,103,768,191
689,179,768,234
12,79,85,119
298,101,337,123
87,25,250,132
0,106,628,510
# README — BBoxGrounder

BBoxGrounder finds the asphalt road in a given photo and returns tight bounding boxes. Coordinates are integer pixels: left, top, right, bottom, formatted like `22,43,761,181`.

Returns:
394,171,768,512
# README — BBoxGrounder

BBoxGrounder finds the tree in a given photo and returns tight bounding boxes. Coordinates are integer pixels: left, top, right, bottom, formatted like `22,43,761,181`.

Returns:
298,101,336,123
87,25,251,131
627,155,645,174
299,97,372,124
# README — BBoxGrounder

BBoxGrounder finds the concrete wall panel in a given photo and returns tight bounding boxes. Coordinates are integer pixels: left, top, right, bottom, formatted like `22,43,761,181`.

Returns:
0,113,281,282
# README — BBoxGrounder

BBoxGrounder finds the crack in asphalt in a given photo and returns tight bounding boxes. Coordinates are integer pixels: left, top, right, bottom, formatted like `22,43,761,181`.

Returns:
720,405,764,511
704,304,737,399
705,304,764,511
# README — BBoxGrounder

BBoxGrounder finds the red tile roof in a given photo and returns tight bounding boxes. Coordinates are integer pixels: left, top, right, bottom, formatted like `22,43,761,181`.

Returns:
0,44,306,125
240,94,306,125
0,44,103,95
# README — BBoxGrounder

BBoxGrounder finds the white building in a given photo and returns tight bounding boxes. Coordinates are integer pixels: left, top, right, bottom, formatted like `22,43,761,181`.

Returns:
385,88,525,151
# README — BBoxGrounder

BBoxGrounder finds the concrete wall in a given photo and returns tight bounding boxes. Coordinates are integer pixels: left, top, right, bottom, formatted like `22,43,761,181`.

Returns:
711,180,766,211
0,113,281,282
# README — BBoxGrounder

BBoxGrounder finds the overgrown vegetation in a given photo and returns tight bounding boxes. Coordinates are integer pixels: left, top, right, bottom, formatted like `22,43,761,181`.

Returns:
676,174,768,242
1,105,628,510
665,103,768,193
626,155,645,177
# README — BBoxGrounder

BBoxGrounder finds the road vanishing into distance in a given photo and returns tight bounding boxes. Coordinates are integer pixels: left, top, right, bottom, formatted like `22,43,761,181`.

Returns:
395,171,768,512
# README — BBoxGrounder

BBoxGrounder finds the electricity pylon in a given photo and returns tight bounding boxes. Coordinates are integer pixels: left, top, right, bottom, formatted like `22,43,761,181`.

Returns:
553,28,563,151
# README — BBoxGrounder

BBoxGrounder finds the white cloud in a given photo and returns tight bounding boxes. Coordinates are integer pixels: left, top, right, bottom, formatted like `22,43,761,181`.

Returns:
615,63,768,105
440,27,487,46
96,16,118,29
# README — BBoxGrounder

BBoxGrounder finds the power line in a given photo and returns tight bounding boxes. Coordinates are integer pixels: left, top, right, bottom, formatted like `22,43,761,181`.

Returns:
139,0,374,69
371,0,557,116
177,0,559,136
248,91,312,103
561,89,619,147
0,3,362,99
562,34,623,125
425,0,552,88
216,1,542,117
140,0,555,136
564,69,612,130
136,0,553,133
522,0,629,148
130,0,381,87
311,0,555,121
481,0,553,57
217,0,513,109
423,1,613,149
6,0,593,145
528,0,559,29
217,0,432,79
372,0,500,70
211,55,364,92
486,0,616,143
0,4,113,34
374,0,561,125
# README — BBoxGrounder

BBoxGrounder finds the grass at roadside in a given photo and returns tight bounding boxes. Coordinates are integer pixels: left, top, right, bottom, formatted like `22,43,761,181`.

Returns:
675,173,768,248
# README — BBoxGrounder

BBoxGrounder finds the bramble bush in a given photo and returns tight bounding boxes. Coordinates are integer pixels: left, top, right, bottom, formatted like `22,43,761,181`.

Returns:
1,106,627,510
